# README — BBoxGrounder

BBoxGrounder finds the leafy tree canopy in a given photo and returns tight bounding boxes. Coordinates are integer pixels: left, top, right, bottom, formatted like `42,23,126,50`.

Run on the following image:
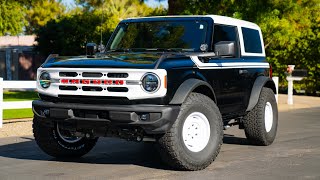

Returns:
0,1,26,36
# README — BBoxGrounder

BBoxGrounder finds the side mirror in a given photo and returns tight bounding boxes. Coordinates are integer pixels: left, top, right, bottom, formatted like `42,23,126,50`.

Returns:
214,41,235,57
86,43,97,58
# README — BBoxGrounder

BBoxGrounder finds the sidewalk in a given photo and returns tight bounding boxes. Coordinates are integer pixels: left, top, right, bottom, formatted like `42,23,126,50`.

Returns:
0,94,320,138
278,94,320,111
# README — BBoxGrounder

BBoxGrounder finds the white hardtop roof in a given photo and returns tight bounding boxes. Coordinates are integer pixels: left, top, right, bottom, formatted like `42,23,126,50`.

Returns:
126,15,260,29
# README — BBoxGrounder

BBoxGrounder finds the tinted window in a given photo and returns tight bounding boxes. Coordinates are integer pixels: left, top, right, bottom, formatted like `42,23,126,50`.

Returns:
213,25,237,44
241,27,262,53
108,21,209,52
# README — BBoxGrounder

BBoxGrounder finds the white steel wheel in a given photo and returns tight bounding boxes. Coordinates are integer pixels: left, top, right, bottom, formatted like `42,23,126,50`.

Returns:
264,102,273,132
56,124,83,143
182,112,211,152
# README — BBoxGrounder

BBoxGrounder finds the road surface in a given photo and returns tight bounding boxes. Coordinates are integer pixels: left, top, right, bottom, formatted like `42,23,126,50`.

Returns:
0,107,319,180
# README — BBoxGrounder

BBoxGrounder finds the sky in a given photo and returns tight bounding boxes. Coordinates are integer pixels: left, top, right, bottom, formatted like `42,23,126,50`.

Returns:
62,0,168,9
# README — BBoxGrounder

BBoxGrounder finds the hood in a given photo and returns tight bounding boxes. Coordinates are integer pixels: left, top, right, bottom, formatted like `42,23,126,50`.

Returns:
42,53,162,69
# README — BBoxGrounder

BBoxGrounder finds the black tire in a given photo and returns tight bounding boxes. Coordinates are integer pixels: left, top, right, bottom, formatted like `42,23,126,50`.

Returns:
157,93,223,171
243,87,278,146
33,117,98,158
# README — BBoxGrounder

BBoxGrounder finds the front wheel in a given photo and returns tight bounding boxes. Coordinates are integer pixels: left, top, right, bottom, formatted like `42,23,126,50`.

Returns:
33,117,98,158
243,87,278,146
157,93,223,171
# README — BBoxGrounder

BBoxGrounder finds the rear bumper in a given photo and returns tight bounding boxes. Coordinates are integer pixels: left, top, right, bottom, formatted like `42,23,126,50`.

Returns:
32,100,180,134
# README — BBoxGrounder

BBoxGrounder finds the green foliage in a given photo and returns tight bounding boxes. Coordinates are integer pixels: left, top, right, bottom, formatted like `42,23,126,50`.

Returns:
25,0,66,34
35,0,166,56
0,1,26,35
36,12,101,56
167,0,320,93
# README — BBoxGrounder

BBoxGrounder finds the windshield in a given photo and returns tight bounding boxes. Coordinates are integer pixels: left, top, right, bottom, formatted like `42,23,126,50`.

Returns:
108,20,209,52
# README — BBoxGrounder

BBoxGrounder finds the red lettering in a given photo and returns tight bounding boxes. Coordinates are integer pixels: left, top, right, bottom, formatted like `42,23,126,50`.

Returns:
60,79,125,85
71,79,80,84
115,80,124,85
82,79,90,84
61,79,69,84
92,79,101,85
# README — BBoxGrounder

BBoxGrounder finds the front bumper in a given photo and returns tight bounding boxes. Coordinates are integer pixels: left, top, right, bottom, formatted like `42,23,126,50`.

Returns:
32,100,180,134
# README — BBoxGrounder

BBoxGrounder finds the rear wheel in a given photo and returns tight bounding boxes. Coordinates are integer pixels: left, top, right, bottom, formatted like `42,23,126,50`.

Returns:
157,93,223,170
33,117,98,158
243,87,278,145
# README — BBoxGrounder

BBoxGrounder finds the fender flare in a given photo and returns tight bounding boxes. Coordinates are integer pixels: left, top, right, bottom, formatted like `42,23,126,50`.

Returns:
246,76,276,111
169,78,216,105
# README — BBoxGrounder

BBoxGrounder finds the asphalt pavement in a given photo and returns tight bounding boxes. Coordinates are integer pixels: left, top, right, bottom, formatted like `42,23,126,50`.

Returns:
0,95,319,179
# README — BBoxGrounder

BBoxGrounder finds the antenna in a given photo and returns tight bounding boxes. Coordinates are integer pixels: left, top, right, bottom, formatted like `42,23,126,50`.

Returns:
100,1,104,53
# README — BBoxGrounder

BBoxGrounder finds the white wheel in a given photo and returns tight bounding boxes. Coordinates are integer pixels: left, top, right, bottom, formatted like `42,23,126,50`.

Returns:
182,112,210,152
264,102,273,132
157,93,223,170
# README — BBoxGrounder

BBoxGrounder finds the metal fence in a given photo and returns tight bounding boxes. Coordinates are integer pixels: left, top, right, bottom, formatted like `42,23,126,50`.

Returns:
0,77,36,128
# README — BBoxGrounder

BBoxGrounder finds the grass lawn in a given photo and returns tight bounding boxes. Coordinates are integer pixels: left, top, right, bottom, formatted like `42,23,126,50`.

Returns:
3,91,38,102
3,109,33,120
3,91,37,120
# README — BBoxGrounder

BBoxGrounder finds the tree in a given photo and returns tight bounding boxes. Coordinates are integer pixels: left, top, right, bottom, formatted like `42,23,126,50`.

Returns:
166,0,320,93
25,0,66,34
35,0,166,56
36,13,101,56
0,1,26,36
95,0,154,35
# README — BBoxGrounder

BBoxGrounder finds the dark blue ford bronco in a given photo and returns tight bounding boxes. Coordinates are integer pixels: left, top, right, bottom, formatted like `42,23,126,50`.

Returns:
33,15,278,170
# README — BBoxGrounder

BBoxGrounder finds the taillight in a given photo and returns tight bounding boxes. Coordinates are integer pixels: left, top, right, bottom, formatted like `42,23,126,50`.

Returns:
269,64,273,78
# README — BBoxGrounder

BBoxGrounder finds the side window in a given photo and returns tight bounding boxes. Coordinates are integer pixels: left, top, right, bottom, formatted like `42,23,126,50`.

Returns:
213,24,238,57
213,25,237,43
241,27,262,53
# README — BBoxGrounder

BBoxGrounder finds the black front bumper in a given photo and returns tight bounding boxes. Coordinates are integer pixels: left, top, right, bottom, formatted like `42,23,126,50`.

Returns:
32,100,180,134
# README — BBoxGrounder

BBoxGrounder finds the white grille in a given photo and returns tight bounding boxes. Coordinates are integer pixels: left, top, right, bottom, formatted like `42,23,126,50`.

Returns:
37,68,167,100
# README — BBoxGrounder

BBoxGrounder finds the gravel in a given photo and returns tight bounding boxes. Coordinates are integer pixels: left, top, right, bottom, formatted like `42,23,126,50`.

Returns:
0,119,32,138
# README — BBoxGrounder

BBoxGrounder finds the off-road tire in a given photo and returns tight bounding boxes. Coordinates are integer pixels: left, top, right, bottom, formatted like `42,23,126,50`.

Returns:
33,117,98,158
243,87,278,146
157,93,223,171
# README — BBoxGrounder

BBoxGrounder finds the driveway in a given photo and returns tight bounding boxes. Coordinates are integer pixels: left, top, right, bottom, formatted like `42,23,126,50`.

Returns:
0,106,319,179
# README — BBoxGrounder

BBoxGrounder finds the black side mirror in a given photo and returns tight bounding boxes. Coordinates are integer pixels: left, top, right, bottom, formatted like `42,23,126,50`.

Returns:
86,43,97,58
214,41,235,57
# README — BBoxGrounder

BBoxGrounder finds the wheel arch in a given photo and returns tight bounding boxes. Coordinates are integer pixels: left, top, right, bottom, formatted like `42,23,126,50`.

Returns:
246,76,276,112
169,78,217,105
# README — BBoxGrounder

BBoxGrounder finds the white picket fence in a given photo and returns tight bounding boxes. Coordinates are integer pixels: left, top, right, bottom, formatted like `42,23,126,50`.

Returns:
0,77,36,128
0,77,279,128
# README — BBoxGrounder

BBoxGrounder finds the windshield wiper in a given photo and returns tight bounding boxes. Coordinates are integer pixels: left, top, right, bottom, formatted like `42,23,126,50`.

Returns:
107,48,132,52
143,48,194,52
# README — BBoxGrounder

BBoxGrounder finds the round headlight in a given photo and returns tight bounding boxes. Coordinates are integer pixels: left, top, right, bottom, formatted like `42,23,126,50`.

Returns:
141,73,160,93
39,71,51,89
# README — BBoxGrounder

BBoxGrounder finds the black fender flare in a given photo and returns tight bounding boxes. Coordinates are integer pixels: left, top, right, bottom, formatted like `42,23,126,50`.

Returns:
246,76,277,111
169,78,216,105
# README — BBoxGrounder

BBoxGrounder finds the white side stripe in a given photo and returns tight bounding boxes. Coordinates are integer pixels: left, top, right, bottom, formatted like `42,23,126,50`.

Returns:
190,56,269,69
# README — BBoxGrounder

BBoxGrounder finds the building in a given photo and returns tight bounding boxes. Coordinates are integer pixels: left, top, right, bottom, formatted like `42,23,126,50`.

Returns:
0,35,44,80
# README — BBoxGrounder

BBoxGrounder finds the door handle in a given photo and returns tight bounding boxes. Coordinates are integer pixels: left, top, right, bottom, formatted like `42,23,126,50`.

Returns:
239,69,248,74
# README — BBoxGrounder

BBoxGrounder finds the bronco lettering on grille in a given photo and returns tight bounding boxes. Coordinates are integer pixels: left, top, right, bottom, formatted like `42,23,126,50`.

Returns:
60,79,125,85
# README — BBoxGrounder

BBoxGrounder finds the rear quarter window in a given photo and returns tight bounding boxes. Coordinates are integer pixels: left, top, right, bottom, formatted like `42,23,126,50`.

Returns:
241,27,262,54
